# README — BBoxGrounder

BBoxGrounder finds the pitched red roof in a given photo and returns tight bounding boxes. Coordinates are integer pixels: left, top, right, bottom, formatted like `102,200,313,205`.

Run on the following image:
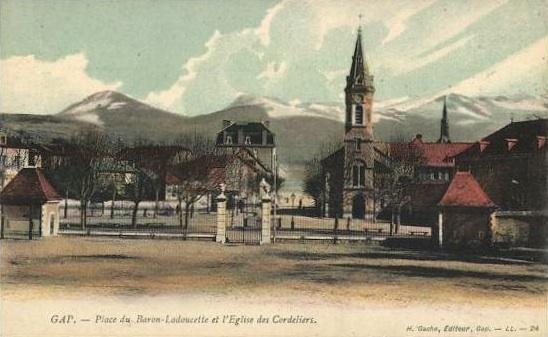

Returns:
438,171,495,208
418,143,472,166
387,141,472,167
0,168,61,205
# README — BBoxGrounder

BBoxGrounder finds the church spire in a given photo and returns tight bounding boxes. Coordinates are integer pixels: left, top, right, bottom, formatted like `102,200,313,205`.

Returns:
437,96,451,143
347,25,373,90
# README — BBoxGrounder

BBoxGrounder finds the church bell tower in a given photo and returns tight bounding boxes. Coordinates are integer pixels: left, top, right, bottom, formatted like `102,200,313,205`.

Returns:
344,26,375,140
341,25,376,219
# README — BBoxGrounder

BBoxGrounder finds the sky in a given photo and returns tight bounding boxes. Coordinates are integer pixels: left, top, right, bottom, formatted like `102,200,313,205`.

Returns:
0,0,546,115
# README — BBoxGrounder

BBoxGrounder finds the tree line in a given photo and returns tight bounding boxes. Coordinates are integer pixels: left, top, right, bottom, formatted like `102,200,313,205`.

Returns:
44,130,234,229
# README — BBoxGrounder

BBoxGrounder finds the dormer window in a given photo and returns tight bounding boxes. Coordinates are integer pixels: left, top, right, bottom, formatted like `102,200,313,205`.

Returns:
244,136,251,145
505,138,518,151
226,136,233,145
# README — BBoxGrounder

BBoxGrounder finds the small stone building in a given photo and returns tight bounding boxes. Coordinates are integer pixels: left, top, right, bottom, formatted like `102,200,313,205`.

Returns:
0,168,62,239
436,171,497,248
399,172,496,248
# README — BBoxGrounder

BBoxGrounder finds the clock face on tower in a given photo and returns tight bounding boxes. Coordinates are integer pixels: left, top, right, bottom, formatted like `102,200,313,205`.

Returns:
352,94,364,103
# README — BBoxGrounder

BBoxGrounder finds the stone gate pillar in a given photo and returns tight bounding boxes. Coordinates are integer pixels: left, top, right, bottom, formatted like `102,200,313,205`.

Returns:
216,185,227,243
261,194,272,244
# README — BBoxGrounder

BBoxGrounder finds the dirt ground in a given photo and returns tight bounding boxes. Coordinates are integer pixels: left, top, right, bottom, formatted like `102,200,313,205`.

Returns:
1,236,546,308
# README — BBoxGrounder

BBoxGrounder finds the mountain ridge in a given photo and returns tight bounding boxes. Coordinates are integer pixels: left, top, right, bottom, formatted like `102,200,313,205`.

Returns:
1,90,547,161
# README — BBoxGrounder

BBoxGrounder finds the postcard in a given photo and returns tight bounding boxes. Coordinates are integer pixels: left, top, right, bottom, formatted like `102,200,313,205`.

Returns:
1,1,546,336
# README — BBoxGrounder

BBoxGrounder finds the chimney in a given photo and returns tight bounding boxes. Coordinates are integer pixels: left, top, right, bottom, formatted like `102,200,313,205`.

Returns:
505,138,518,151
537,136,546,150
222,120,232,128
262,120,270,128
479,140,490,152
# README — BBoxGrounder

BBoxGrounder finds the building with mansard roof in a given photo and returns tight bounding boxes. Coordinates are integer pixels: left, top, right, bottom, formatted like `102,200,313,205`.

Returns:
215,120,276,174
454,118,547,212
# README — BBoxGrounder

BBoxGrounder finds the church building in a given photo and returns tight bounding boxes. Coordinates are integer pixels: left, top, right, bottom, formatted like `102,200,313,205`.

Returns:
321,27,473,221
321,27,390,219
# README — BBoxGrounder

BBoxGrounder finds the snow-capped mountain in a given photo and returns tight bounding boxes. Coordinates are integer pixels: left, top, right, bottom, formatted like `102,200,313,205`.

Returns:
227,92,546,123
58,90,181,126
2,90,545,191
227,94,343,121
2,90,546,162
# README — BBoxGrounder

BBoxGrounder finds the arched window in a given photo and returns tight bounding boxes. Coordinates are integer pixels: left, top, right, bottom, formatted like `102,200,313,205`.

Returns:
352,160,366,187
355,105,363,125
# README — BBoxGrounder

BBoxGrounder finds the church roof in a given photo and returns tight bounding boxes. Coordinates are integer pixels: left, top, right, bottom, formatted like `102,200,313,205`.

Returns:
0,168,61,205
438,172,495,208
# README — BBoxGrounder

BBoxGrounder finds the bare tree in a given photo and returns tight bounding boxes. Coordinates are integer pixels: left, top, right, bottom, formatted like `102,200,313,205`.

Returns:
170,156,221,229
47,130,113,229
169,133,218,229
376,135,426,232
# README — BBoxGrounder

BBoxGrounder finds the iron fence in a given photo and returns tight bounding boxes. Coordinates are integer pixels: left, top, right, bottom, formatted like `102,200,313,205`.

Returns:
59,204,216,235
225,202,262,244
272,206,431,239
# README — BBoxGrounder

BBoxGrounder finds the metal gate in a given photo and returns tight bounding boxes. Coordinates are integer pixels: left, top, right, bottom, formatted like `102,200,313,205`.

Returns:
225,201,262,244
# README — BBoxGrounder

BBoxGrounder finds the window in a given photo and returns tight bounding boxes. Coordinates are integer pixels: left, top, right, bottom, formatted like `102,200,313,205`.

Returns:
355,105,363,125
226,136,233,145
355,138,361,151
28,152,36,167
14,154,20,168
244,136,251,145
0,135,6,145
352,161,366,187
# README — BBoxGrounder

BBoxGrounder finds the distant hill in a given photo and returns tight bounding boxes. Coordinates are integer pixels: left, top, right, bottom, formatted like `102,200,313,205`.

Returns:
1,90,547,190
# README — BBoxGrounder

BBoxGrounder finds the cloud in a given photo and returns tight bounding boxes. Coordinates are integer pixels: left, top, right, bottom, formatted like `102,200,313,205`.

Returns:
142,0,545,116
0,53,121,114
256,1,287,46
423,0,509,49
382,0,436,44
144,30,222,111
390,35,474,75
451,36,547,96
